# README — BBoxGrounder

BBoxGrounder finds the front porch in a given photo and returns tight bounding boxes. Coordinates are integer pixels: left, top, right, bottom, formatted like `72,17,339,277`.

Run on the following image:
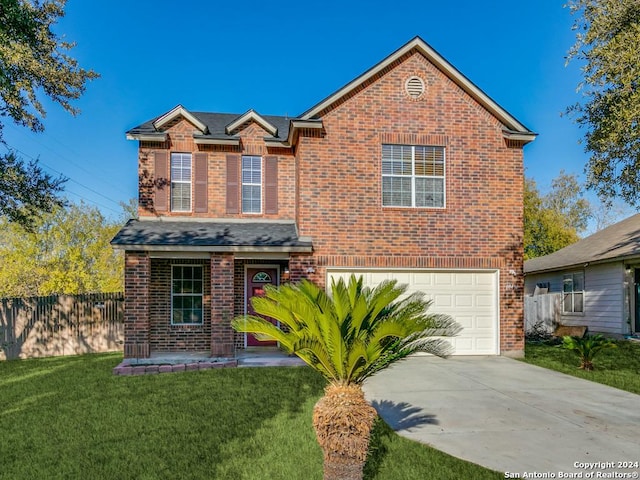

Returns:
111,219,315,360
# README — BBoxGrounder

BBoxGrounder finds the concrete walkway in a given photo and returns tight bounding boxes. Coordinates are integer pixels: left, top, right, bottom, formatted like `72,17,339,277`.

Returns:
236,347,306,367
363,356,640,477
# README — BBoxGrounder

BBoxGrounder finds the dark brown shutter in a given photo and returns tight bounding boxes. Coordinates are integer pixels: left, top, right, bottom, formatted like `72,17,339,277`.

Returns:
154,151,168,212
264,156,278,214
194,152,208,213
226,154,240,214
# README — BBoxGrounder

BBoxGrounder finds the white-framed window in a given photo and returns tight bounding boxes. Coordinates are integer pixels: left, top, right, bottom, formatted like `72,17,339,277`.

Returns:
563,272,584,314
382,144,445,208
171,265,203,325
242,155,262,213
171,152,192,212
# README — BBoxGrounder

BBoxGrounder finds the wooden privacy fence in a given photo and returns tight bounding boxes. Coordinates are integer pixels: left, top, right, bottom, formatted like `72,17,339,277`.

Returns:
0,292,124,360
524,293,561,334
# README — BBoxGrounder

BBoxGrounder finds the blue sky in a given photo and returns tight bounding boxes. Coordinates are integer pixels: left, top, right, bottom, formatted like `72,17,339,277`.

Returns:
1,1,615,223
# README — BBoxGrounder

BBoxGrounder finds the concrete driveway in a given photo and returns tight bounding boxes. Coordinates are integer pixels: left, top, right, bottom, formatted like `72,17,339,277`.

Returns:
363,356,640,477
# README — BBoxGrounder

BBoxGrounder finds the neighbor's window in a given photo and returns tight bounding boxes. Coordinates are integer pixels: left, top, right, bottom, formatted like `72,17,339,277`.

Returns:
382,144,445,208
171,265,203,324
242,155,262,213
171,153,192,212
563,272,584,314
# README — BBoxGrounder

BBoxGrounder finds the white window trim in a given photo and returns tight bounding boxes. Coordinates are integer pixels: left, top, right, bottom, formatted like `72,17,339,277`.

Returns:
562,271,585,315
381,144,446,209
171,152,192,213
171,264,204,325
242,155,262,214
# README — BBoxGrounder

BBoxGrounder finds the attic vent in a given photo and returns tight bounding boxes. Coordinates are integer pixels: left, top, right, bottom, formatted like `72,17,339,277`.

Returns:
405,76,425,99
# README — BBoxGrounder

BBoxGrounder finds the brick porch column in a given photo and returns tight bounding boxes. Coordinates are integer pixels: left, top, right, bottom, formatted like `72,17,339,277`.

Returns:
210,253,235,357
124,251,150,358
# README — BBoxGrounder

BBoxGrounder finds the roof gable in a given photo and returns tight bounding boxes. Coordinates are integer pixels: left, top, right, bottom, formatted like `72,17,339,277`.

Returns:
300,36,535,141
126,110,293,146
225,110,278,137
152,105,208,134
126,36,536,147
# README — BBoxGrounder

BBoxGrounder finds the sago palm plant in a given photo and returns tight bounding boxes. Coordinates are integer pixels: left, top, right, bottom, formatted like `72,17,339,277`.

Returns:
231,274,461,480
562,334,616,371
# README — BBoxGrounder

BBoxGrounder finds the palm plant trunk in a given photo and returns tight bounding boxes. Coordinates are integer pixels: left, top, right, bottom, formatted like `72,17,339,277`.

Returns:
580,359,594,370
312,384,378,480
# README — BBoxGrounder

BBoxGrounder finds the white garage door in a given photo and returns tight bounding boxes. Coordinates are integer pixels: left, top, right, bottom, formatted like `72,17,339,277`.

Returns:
327,269,499,355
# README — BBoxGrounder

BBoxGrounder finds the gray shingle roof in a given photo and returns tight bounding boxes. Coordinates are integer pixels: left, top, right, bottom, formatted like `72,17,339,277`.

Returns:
111,220,312,252
126,111,293,141
524,213,640,274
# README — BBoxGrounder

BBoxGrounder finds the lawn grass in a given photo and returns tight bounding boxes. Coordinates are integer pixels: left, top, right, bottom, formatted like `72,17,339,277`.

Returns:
522,339,640,395
0,353,501,479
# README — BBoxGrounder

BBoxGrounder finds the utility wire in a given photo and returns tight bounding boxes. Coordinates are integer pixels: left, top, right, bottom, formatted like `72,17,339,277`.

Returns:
2,143,125,216
63,189,122,215
5,123,132,197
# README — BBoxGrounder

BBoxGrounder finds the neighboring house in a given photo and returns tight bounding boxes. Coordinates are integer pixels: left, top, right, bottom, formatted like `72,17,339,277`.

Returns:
111,36,536,359
524,213,640,336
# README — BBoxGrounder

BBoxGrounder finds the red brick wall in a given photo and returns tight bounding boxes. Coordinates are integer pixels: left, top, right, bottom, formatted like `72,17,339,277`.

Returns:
127,48,527,356
124,252,150,358
294,51,525,355
210,253,235,356
138,121,296,220
148,258,212,353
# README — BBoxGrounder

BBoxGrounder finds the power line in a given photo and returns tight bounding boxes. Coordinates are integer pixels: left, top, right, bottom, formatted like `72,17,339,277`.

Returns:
2,143,124,208
63,190,123,215
65,190,122,215
5,123,132,197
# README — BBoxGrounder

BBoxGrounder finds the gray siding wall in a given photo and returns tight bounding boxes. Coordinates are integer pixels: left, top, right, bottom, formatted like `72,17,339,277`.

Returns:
524,262,629,335
582,263,626,334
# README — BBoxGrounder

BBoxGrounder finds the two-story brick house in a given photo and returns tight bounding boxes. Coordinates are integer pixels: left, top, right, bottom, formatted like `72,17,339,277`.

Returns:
111,36,536,359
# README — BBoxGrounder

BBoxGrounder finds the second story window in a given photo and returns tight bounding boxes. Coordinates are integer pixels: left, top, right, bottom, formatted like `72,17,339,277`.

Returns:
171,153,192,212
382,144,445,208
242,155,262,214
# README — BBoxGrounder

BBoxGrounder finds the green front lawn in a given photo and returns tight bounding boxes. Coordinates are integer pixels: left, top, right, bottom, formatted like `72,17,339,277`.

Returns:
522,339,640,394
0,353,500,480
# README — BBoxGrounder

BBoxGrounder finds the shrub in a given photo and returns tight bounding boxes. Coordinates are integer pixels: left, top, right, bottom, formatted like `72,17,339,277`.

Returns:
561,334,616,371
525,321,554,343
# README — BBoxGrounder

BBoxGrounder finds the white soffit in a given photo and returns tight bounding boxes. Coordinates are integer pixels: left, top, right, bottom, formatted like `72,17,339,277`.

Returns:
125,133,168,142
193,136,240,146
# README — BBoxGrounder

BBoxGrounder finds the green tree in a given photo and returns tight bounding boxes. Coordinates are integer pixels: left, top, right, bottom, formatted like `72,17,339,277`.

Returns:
543,170,591,235
0,0,98,229
590,198,635,232
0,151,66,229
119,197,139,221
232,275,460,480
524,177,581,259
566,0,640,205
0,201,123,297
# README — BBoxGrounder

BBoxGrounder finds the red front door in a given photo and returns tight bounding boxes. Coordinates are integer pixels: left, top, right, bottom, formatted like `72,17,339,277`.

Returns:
246,268,278,347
